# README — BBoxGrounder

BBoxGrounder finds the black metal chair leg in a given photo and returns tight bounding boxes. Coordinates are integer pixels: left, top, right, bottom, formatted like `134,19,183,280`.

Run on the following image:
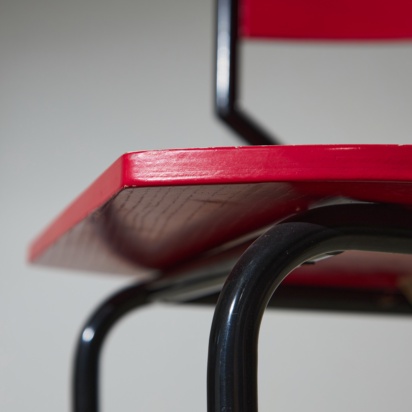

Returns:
207,204,412,412
73,283,151,412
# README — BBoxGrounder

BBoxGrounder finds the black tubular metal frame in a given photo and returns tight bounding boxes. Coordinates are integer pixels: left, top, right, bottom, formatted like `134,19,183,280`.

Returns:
207,203,412,412
215,0,280,145
73,284,151,412
187,283,412,315
73,203,412,412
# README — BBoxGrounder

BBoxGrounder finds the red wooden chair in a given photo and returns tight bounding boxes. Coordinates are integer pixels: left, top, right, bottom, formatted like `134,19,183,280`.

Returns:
29,1,412,411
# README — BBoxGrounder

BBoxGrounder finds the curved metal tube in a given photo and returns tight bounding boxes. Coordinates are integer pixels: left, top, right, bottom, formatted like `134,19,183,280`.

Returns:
207,203,412,412
215,0,279,145
73,284,151,412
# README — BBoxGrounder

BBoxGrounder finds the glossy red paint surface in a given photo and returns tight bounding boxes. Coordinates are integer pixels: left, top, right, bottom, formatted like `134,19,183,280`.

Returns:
241,0,412,40
29,145,412,291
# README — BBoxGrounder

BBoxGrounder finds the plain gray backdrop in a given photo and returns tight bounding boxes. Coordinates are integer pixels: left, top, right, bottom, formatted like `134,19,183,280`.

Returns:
2,0,412,411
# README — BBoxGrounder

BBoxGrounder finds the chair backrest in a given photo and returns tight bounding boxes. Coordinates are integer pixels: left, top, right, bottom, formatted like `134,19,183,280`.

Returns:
216,0,412,146
241,0,412,40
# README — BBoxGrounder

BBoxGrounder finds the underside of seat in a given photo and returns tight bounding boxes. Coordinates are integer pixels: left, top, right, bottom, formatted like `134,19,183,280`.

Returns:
29,145,412,313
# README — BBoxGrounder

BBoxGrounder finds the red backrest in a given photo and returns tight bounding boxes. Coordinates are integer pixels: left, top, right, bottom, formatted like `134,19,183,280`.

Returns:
241,0,412,40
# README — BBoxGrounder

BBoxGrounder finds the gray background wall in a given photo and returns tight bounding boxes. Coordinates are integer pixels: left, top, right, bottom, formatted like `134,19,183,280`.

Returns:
2,0,412,411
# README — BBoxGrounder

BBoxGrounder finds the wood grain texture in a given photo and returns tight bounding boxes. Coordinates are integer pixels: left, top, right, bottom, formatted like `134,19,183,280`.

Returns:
29,145,412,290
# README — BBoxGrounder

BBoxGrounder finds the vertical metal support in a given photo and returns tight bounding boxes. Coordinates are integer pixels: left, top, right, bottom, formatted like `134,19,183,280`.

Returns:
207,204,412,412
73,284,151,412
215,0,280,145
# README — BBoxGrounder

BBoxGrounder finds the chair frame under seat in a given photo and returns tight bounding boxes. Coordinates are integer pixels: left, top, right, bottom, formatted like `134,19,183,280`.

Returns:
72,204,412,412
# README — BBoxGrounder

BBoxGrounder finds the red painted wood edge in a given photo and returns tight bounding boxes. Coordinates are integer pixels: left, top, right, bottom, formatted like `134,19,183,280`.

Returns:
29,145,412,265
122,145,412,184
241,0,412,40
29,157,124,263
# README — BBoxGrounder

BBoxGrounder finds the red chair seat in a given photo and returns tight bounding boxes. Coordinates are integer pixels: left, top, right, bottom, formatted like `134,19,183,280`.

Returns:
29,145,412,297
